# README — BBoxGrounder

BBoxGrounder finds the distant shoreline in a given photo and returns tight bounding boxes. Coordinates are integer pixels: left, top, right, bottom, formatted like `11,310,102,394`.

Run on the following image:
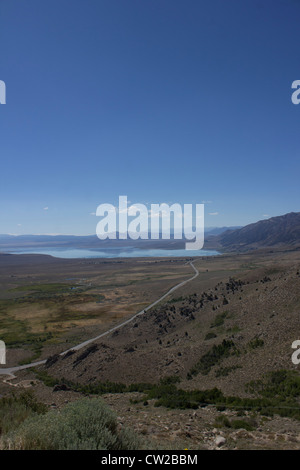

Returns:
0,247,220,259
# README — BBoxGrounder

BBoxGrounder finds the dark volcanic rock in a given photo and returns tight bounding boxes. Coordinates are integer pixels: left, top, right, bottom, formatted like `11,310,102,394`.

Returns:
72,344,98,368
52,383,71,392
45,354,59,368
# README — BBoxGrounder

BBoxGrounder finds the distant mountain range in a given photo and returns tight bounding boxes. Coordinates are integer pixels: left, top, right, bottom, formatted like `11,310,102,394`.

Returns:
205,212,300,252
0,226,239,251
205,226,242,236
0,214,299,253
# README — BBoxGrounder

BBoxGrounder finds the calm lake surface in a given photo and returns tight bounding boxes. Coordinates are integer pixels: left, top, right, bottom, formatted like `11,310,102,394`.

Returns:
6,247,220,259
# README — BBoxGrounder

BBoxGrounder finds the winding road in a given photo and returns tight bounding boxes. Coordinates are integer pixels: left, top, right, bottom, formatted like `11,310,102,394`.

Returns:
0,260,199,378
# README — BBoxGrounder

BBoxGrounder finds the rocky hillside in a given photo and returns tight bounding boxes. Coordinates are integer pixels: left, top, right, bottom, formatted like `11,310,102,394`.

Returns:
206,212,300,252
42,250,300,397
15,249,300,450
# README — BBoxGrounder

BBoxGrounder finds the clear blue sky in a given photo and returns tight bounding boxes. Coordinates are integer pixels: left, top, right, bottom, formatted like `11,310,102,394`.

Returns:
1,0,299,235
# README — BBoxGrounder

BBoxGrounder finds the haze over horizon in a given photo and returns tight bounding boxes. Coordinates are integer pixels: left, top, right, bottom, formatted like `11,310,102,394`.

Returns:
1,0,299,236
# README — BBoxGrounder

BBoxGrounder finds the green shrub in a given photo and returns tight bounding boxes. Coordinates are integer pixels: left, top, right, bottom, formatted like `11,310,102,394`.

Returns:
215,415,255,431
215,365,241,378
0,391,47,436
210,311,228,328
214,415,231,428
230,419,255,431
188,339,238,377
4,397,143,450
205,332,217,341
248,337,264,350
159,375,181,385
246,369,300,400
32,368,300,422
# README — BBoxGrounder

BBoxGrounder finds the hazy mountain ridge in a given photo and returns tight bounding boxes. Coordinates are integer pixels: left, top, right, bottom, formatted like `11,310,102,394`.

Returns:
1,213,300,253
0,227,240,251
206,212,300,252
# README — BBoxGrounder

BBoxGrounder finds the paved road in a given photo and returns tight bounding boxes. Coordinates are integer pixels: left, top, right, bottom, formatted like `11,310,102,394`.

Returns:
0,260,199,378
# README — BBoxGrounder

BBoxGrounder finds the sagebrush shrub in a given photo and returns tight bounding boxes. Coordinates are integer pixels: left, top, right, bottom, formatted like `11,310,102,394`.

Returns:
4,397,142,450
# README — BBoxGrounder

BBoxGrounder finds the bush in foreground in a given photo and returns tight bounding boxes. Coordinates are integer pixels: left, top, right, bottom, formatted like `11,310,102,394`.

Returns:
0,390,47,436
3,397,143,450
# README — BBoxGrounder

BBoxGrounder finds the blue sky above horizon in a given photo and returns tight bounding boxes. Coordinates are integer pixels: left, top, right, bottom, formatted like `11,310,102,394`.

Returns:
1,0,300,235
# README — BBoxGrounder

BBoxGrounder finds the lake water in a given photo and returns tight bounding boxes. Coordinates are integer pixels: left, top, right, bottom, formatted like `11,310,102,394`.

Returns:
6,247,220,259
